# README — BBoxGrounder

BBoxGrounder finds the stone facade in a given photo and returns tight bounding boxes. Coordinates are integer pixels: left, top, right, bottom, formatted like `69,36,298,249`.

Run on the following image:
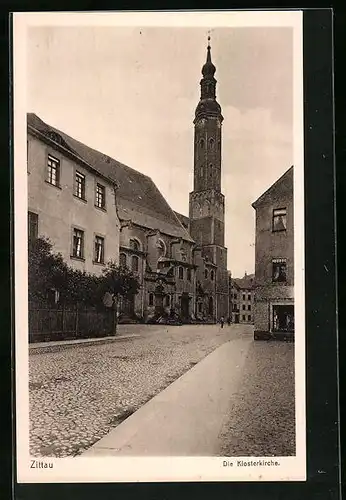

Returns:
252,167,294,339
27,125,120,276
188,40,229,320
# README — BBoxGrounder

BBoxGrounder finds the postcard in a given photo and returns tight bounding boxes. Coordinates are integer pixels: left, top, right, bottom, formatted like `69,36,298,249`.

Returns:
13,10,306,483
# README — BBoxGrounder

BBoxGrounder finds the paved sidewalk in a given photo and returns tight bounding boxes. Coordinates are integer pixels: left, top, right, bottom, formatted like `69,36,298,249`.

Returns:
82,337,252,457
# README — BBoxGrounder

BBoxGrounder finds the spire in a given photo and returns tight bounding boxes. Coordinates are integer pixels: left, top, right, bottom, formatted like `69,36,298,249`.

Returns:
202,36,216,78
194,36,223,122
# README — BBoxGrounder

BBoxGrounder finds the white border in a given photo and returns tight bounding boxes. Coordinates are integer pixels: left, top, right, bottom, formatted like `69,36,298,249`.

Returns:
13,10,305,483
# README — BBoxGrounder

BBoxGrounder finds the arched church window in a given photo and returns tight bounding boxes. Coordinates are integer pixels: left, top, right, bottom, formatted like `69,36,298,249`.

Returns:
129,238,140,251
209,163,213,177
200,138,205,149
131,255,139,272
178,266,184,280
209,138,215,150
120,253,127,268
157,239,166,258
205,201,211,216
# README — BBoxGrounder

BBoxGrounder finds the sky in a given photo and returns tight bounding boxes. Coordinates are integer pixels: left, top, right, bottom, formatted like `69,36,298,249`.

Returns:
27,25,293,277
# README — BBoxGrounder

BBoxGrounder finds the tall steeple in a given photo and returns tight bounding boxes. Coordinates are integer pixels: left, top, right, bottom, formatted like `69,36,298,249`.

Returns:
189,37,229,323
195,37,223,122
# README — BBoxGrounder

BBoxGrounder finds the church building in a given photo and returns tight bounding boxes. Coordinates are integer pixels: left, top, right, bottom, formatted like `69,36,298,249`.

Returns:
26,39,230,323
185,37,229,320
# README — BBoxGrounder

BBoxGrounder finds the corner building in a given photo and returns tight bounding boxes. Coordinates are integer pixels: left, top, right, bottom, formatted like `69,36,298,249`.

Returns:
252,166,294,339
188,40,229,320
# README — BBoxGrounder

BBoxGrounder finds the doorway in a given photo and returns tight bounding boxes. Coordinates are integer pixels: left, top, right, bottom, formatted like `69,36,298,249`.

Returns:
234,314,239,324
208,296,214,317
180,294,190,321
272,305,294,332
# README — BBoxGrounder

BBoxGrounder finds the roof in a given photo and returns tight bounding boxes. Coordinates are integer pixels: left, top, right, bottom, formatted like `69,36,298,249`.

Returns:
252,166,294,209
174,211,190,229
232,273,255,289
28,113,194,242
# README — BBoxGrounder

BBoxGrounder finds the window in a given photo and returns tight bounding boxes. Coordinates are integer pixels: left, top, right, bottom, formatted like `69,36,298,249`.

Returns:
209,163,213,177
248,294,251,300
157,239,166,257
178,266,184,279
120,253,127,267
95,183,106,209
200,165,204,177
248,315,251,322
272,208,287,232
205,269,208,279
200,138,205,149
149,293,154,306
210,270,214,281
209,138,215,149
198,302,203,313
72,229,84,259
94,236,104,263
242,315,246,321
47,155,60,186
28,211,38,241
74,171,86,199
234,293,237,300
131,255,139,272
248,305,251,311
130,239,140,251
242,293,245,301
187,268,191,281
272,258,287,283
242,305,245,310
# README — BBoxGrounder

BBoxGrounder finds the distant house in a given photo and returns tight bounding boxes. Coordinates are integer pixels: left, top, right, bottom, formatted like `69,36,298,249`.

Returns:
229,273,254,324
252,166,294,340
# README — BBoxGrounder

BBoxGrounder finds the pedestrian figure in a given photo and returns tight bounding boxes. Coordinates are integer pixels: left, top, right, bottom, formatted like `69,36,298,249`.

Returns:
227,317,231,326
220,316,224,328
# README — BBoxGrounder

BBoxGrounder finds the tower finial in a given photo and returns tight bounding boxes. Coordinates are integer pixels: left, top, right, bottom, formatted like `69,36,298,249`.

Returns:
202,34,215,77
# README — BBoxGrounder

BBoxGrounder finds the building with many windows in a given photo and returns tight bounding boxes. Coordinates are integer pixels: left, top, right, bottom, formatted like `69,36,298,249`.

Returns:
229,273,254,324
252,166,294,339
27,113,121,276
26,39,229,323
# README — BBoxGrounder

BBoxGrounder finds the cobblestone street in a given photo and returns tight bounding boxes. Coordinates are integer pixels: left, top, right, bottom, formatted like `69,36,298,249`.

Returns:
29,324,248,457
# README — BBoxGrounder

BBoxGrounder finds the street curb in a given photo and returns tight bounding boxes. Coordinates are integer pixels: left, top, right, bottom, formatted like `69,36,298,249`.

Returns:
29,334,141,350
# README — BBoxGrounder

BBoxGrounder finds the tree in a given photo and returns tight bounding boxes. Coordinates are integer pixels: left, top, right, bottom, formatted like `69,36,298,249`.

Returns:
28,237,68,304
100,261,141,333
28,237,104,308
61,268,103,308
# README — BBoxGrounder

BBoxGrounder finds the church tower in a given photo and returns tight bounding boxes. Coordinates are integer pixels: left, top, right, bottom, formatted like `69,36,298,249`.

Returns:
189,38,229,320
